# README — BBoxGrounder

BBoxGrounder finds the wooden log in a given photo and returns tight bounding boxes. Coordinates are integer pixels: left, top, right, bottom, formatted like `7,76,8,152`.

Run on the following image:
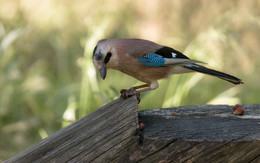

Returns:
122,104,260,163
5,98,260,163
5,96,139,163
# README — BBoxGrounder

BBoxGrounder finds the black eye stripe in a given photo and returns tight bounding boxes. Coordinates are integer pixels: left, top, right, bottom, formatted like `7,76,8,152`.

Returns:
104,52,112,64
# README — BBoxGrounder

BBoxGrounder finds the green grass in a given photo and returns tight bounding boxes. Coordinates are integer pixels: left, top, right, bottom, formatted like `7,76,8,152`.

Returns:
0,0,259,161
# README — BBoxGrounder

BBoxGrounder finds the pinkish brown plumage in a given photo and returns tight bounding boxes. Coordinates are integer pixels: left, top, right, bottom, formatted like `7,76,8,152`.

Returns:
93,38,243,99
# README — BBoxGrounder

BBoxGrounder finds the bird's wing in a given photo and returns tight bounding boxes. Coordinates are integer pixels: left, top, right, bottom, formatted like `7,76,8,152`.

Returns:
116,39,163,58
135,46,205,67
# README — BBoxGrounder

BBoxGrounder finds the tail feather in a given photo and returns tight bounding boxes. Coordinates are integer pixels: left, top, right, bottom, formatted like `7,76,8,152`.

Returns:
183,64,243,85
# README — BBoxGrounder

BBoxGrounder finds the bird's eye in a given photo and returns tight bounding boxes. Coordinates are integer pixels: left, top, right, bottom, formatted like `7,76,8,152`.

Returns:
95,52,103,60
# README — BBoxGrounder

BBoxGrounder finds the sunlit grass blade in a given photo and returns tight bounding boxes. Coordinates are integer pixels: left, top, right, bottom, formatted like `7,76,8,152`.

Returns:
78,20,109,117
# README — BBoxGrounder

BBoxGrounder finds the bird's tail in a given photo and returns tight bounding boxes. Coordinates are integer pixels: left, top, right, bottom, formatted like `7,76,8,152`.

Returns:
183,64,243,84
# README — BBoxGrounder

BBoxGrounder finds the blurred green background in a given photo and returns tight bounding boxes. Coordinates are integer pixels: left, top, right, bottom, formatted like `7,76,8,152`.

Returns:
0,0,259,160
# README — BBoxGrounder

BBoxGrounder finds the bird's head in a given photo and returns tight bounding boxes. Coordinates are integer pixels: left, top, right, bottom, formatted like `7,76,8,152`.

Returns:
92,40,112,80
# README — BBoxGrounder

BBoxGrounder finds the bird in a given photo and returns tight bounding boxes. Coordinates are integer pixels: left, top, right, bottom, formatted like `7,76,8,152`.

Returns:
92,38,243,100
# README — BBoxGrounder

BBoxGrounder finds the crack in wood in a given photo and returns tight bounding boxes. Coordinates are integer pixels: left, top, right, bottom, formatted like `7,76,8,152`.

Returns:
178,141,230,163
109,139,138,162
180,131,259,163
249,154,260,163
137,139,179,162
165,142,201,163
89,135,134,162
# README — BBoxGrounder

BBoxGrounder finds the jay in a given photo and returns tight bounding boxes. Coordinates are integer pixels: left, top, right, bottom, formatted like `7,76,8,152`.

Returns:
93,39,243,100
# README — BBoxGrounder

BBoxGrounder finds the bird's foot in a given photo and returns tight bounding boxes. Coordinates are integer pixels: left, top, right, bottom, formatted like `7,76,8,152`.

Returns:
120,87,141,103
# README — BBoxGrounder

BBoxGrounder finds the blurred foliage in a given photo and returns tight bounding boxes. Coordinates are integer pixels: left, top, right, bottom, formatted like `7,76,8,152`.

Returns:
0,0,260,161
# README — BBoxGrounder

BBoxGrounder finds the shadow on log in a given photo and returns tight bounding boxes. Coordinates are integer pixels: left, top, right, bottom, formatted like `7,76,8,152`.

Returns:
5,96,260,163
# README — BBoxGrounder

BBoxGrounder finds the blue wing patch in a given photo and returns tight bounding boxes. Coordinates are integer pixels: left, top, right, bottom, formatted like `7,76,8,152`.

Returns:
137,53,165,67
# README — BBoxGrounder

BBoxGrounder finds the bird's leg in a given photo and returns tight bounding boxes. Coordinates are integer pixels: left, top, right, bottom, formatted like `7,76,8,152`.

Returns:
120,87,141,102
135,81,159,94
133,84,150,90
120,82,158,103
120,84,149,97
120,84,149,102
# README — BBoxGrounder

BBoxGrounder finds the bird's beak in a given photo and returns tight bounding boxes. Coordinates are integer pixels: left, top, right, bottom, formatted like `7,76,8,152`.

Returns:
99,64,107,80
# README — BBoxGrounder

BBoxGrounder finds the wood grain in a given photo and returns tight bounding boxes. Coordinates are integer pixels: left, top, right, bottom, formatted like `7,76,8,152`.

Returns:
5,96,139,163
127,104,260,163
5,100,260,163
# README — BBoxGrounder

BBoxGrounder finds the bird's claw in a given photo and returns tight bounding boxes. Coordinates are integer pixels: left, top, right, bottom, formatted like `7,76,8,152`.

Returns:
120,88,141,103
120,87,136,99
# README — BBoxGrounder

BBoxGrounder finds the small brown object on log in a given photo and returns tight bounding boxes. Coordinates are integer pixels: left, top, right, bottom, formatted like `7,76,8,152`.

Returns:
233,104,242,110
235,107,245,115
233,104,245,115
138,122,145,131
